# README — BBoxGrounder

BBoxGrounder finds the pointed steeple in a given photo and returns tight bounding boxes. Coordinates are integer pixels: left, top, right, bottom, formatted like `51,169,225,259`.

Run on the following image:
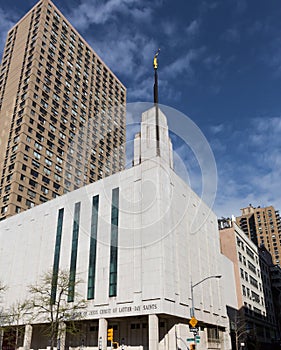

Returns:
133,50,173,169
153,49,161,156
153,49,160,104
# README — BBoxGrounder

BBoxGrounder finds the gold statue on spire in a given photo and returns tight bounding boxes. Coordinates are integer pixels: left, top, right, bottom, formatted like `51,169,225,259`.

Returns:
153,48,160,69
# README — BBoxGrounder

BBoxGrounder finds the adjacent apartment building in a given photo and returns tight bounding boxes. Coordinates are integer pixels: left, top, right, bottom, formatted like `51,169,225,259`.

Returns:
219,219,278,348
236,205,281,266
0,0,126,220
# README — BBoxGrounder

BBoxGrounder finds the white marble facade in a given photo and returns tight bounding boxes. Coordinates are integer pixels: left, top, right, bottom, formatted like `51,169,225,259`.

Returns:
0,107,236,349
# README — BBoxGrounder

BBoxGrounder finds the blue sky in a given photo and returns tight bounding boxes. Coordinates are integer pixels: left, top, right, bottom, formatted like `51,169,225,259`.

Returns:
1,0,281,217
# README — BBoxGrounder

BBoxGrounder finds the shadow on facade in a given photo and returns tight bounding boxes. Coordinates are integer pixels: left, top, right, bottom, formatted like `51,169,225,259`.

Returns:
227,305,281,350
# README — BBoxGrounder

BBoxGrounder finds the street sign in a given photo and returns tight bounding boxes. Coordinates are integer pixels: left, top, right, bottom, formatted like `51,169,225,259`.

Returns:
187,338,194,342
189,326,199,334
189,316,198,328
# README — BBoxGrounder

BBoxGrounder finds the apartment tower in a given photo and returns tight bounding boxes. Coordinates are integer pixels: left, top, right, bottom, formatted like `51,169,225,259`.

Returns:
0,0,126,220
236,205,281,266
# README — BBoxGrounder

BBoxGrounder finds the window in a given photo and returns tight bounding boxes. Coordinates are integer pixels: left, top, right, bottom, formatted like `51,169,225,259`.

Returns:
68,202,81,302
54,174,61,182
248,261,256,274
53,93,60,101
30,169,38,178
250,276,258,289
35,142,43,150
55,165,62,173
39,195,47,203
44,167,51,175
3,195,9,202
50,124,56,132
34,151,41,160
41,185,49,194
246,247,255,260
29,179,37,188
1,206,8,214
26,199,35,208
109,188,119,297
32,159,40,168
27,189,36,198
207,328,219,342
45,158,52,166
54,182,60,191
87,195,99,300
46,149,53,157
51,208,64,303
42,176,50,184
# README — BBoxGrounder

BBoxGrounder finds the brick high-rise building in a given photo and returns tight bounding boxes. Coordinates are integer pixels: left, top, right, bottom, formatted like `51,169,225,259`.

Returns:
0,0,126,220
236,205,281,266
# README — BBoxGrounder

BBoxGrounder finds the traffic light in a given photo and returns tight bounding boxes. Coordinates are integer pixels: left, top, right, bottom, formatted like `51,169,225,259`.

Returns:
190,344,196,350
107,328,113,342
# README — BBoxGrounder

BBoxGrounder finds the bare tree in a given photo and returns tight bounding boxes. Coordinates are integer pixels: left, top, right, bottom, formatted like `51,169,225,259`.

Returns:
230,309,250,350
4,300,30,349
0,281,7,349
0,282,7,323
28,269,86,350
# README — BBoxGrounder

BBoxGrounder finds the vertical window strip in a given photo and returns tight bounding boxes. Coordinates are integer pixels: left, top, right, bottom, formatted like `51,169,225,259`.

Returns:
68,202,81,302
51,208,64,304
109,188,119,297
87,195,99,300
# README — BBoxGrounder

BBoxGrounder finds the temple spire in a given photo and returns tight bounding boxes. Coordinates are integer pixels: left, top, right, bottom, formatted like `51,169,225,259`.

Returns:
153,49,160,104
153,49,161,156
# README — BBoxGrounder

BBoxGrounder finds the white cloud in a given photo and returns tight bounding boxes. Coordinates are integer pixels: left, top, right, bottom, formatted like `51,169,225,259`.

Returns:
203,54,221,70
209,138,227,153
0,8,16,57
130,7,153,21
212,116,281,217
162,47,205,79
67,0,154,30
162,21,177,37
89,32,156,81
128,76,154,101
209,123,224,134
185,19,200,36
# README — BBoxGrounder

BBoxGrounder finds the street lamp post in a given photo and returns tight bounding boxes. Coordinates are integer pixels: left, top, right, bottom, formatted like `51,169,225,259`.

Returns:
190,275,222,349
